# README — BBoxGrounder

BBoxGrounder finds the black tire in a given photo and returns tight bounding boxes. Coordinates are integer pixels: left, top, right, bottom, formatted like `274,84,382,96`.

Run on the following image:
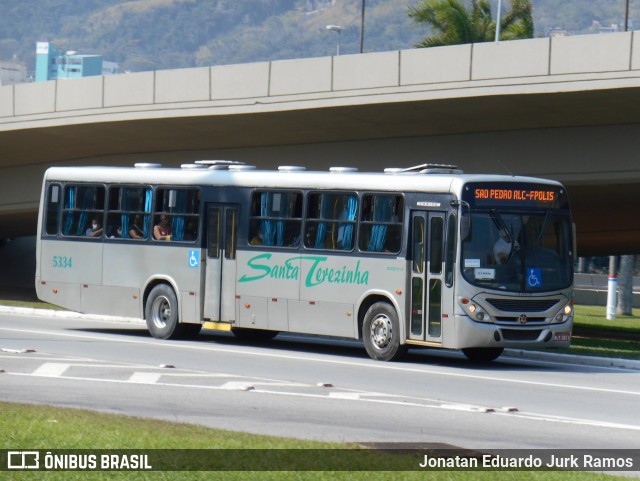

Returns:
232,328,278,342
362,302,407,361
145,284,182,340
462,347,504,362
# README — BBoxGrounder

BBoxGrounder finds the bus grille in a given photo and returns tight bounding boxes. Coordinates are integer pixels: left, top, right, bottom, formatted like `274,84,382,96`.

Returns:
495,317,546,324
486,298,559,312
501,329,543,341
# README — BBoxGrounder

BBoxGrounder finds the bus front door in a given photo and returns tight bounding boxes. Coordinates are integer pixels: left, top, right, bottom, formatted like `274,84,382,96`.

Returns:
203,204,238,322
409,211,445,343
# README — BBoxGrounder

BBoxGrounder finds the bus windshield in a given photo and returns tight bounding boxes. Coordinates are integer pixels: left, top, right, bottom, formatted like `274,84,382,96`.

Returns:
461,210,572,292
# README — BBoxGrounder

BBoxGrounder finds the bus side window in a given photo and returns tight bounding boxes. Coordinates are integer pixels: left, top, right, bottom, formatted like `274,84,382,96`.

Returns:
153,188,200,242
249,190,302,248
359,194,403,253
61,184,105,237
45,184,61,236
304,192,357,250
106,186,152,240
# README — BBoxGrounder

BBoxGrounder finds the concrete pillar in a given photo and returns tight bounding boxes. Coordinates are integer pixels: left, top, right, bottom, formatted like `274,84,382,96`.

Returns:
617,255,634,316
578,257,586,273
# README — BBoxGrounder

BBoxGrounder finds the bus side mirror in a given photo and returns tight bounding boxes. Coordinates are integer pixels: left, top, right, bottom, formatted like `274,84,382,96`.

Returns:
461,213,470,241
452,200,470,240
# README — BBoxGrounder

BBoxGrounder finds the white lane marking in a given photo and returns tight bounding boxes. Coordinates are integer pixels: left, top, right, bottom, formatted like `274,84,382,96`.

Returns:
221,382,256,391
31,363,70,377
329,392,361,400
128,372,162,384
7,370,640,433
495,410,640,432
1,326,639,397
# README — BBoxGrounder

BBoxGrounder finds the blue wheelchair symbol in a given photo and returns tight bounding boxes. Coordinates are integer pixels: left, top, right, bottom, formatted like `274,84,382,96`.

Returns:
527,268,542,288
188,250,200,268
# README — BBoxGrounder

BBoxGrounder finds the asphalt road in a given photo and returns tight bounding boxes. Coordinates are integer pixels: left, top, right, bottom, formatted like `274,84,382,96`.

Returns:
1,311,639,450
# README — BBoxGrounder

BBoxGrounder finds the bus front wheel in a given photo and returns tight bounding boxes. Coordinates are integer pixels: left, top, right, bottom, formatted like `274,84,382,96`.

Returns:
145,284,182,340
362,302,407,361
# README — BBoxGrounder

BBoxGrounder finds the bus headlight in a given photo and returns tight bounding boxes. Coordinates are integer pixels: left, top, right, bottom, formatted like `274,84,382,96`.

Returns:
458,297,492,323
553,303,573,323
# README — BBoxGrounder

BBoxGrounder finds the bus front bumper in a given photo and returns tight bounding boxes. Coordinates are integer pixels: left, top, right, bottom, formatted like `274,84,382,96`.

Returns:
454,315,573,350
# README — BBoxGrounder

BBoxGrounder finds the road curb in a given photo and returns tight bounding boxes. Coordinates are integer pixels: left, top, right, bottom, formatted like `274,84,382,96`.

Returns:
2,304,639,370
0,305,143,324
503,348,640,370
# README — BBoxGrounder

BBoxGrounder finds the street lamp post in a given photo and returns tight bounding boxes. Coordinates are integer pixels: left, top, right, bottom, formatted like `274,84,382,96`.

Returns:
495,0,503,42
360,0,366,53
624,0,630,31
326,24,344,56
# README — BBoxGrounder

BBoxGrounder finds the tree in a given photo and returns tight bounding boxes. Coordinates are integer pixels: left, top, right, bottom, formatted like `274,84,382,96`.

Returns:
409,0,533,48
499,0,534,40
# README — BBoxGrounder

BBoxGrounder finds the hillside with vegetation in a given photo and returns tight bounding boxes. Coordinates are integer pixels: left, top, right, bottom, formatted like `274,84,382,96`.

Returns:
0,0,636,76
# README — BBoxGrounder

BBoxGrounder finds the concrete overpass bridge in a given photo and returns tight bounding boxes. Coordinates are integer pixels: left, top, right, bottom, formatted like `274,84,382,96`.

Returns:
2,32,640,256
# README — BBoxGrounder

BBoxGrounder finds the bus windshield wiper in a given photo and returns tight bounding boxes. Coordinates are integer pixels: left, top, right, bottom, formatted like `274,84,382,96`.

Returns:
537,210,551,244
490,209,513,244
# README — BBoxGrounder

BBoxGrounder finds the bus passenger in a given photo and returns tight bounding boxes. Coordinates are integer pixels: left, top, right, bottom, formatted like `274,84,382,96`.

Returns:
250,229,263,245
85,218,103,237
154,214,171,241
129,216,144,239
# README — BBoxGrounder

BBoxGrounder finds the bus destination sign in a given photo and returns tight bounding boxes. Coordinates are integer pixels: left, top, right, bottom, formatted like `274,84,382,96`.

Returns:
463,183,568,209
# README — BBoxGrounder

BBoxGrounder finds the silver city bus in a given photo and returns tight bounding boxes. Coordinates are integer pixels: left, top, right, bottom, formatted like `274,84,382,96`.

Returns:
36,162,575,362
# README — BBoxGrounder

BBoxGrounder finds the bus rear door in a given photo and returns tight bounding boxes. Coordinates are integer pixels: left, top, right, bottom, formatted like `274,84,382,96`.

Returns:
204,204,238,322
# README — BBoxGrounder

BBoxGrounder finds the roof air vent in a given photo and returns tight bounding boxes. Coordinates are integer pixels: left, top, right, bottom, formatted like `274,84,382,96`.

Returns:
278,166,307,172
195,160,246,168
229,165,256,171
181,164,208,169
329,167,358,173
385,163,463,174
134,163,162,169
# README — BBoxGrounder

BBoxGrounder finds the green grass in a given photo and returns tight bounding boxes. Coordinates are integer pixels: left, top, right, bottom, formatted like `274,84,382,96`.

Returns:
0,299,64,310
0,402,623,481
573,305,640,332
566,305,640,360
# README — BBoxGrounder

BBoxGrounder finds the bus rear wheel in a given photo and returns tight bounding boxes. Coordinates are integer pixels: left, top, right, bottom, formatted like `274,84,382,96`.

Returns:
362,302,407,361
462,347,504,362
146,284,183,340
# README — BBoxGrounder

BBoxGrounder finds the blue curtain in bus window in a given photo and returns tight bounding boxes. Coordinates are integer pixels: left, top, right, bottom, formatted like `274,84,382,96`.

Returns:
337,195,357,249
120,188,130,239
144,189,152,238
75,187,94,236
261,192,276,246
368,196,393,252
275,193,283,247
276,220,284,246
315,195,330,249
63,187,75,235
275,193,291,247
172,191,186,241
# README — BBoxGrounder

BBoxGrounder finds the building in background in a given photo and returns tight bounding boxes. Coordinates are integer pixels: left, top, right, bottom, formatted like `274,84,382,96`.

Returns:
35,42,118,82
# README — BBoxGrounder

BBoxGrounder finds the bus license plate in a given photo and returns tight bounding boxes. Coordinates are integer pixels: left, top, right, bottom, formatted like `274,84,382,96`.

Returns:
553,332,571,342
